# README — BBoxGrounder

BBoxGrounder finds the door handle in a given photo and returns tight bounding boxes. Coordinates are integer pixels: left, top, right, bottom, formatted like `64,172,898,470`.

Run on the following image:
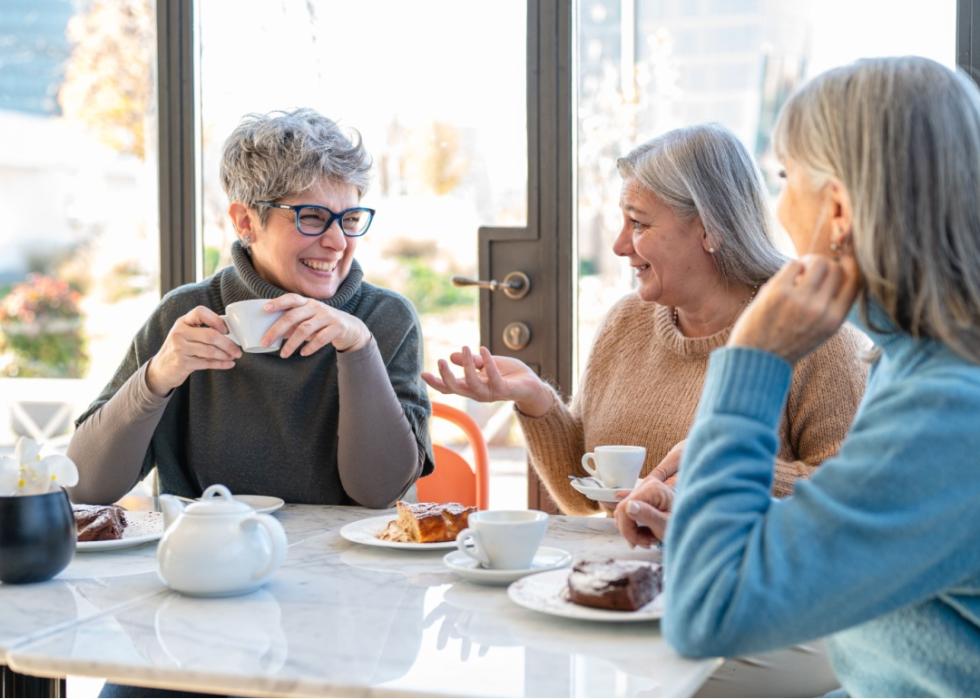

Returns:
451,271,530,300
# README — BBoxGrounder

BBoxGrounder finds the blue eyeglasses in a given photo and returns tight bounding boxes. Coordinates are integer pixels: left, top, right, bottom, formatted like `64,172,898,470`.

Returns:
256,201,376,238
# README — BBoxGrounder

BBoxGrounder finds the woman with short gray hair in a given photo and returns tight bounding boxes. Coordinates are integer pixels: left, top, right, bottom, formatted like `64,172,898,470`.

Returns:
69,108,433,508
426,123,866,524
642,57,980,696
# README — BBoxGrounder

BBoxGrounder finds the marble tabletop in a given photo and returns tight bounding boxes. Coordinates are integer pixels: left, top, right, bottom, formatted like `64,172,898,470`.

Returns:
2,505,719,697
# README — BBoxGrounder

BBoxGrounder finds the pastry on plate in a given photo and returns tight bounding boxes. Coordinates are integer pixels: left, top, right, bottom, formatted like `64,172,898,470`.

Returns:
72,504,128,542
377,501,474,543
566,558,662,611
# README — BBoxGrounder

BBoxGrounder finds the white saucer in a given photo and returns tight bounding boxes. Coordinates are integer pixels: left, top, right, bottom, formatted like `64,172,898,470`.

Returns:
192,494,284,514
569,476,639,503
230,495,285,514
443,546,572,585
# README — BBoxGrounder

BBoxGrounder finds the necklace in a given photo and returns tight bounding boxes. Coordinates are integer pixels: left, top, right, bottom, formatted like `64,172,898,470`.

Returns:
673,284,760,329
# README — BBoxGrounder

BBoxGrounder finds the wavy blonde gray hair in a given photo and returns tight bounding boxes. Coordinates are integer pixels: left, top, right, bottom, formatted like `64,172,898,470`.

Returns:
773,56,980,363
220,108,372,227
617,124,786,288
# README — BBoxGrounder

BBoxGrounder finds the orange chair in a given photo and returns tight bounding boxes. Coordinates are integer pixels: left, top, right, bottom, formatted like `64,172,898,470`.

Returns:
416,402,489,510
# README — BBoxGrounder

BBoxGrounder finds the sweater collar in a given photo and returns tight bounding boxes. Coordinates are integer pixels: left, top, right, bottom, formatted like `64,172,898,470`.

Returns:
652,302,732,357
221,241,364,312
847,298,905,354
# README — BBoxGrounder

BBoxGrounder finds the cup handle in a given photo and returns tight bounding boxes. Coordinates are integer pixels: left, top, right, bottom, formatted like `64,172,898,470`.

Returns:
456,528,489,567
220,315,241,348
580,452,599,479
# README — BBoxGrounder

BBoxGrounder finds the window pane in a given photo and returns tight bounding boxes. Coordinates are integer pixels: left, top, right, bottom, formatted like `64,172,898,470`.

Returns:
0,0,160,452
575,0,956,381
199,0,529,508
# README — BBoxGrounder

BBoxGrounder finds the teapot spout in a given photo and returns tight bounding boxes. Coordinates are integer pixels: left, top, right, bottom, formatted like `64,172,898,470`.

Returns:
159,494,185,530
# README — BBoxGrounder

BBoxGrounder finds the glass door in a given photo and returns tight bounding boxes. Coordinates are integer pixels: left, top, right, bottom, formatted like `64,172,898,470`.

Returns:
197,0,530,508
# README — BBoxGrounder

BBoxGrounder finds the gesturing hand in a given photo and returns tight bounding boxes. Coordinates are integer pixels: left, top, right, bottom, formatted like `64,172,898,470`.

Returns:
146,306,242,397
261,294,371,358
729,254,861,364
421,346,555,417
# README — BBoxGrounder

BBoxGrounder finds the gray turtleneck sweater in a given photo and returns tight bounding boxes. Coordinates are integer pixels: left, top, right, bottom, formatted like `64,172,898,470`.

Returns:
68,244,434,507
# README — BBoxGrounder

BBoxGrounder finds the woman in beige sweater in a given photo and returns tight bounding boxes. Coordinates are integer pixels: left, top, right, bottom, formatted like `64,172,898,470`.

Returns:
424,123,867,517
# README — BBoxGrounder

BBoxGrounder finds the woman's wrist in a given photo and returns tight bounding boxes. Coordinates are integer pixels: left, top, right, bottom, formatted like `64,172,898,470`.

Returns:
514,384,556,418
145,357,175,398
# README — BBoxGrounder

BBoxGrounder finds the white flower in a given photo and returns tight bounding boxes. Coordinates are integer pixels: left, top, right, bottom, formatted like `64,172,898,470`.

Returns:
0,437,79,496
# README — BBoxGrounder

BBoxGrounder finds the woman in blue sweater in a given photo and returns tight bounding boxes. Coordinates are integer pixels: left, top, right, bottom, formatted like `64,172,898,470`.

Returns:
617,57,980,696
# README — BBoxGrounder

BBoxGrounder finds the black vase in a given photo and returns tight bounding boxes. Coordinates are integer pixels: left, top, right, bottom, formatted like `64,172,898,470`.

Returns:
0,489,75,584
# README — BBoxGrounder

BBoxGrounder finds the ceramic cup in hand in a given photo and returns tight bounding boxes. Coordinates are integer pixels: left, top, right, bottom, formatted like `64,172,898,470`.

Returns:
221,300,284,354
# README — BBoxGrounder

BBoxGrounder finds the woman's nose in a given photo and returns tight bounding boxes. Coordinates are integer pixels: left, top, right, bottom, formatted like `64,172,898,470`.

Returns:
611,224,633,257
320,221,347,250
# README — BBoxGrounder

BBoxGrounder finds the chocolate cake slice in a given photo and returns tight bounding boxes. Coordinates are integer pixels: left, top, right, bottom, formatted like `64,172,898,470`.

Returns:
567,559,662,611
72,504,128,542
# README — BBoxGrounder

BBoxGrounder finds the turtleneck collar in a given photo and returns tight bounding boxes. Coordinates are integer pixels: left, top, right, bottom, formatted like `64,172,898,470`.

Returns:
221,241,364,312
652,302,732,357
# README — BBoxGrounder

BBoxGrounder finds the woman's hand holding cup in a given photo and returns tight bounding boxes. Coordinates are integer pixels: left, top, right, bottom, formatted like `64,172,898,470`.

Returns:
422,346,556,417
147,305,242,397
261,293,371,358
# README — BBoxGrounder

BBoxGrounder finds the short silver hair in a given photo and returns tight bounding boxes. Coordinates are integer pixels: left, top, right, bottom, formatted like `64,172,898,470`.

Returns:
220,108,372,226
774,57,980,364
617,124,786,288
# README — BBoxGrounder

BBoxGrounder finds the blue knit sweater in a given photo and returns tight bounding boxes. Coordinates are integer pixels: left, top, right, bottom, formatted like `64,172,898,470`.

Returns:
664,306,980,697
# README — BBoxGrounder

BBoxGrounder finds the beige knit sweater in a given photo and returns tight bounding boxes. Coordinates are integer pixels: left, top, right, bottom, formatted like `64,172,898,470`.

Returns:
517,294,868,515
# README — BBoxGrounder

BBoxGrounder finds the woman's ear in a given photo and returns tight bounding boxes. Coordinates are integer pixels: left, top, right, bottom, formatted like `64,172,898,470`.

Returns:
827,179,854,248
696,218,716,253
228,202,256,245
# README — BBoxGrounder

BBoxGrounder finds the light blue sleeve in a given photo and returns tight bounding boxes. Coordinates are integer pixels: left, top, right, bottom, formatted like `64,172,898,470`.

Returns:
663,347,980,658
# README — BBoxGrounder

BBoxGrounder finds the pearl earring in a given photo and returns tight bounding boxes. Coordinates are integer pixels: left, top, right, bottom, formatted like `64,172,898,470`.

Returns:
708,246,716,254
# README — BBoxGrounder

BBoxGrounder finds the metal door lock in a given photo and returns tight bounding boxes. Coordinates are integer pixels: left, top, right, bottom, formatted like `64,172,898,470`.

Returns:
502,321,531,350
451,271,531,300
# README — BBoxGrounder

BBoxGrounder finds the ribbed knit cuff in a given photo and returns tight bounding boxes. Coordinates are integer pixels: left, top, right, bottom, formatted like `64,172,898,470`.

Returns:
696,347,792,427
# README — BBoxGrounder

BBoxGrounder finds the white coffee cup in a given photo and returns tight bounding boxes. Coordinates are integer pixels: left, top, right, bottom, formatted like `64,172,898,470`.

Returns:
580,445,646,488
221,300,284,354
455,510,548,570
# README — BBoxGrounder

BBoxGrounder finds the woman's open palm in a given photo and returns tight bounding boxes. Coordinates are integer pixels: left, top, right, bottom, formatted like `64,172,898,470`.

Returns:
422,346,555,416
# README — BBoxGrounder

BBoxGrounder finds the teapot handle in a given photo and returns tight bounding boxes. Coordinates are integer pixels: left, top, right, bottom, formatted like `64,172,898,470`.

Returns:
243,514,288,583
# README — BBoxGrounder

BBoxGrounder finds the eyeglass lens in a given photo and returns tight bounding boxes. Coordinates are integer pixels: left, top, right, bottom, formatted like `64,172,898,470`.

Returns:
296,206,372,236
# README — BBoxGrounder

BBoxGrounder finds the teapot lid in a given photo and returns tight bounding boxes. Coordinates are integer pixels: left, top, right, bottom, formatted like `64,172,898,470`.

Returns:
184,484,251,516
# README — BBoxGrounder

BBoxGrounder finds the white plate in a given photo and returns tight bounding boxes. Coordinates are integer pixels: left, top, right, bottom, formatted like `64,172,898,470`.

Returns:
569,476,639,503
339,514,458,550
443,546,572,585
76,511,164,552
507,567,664,622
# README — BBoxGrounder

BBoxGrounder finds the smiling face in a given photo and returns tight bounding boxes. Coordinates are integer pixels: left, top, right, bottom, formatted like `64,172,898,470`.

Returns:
236,177,360,300
612,177,716,306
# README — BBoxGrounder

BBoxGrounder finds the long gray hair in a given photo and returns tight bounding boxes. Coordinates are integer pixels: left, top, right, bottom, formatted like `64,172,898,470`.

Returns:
774,57,980,364
220,108,372,226
617,123,786,288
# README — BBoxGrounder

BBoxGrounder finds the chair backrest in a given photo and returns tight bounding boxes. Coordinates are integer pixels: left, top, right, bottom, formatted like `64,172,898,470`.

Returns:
416,402,489,510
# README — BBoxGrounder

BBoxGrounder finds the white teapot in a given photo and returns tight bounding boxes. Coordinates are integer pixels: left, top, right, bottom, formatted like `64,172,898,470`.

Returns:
157,484,287,597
